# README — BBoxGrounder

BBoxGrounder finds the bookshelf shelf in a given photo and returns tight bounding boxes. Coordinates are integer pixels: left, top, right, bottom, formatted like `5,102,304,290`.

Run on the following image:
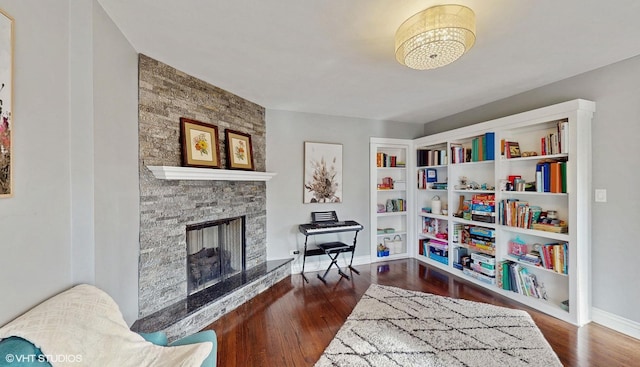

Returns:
450,217,497,228
501,225,570,241
419,232,445,241
453,189,495,194
377,230,407,237
501,153,568,163
371,99,594,326
418,212,449,220
377,211,406,217
377,166,406,171
500,191,568,197
450,160,495,167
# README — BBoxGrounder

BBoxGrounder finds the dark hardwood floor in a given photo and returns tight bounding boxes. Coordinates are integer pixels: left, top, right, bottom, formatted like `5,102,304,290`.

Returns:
203,259,640,366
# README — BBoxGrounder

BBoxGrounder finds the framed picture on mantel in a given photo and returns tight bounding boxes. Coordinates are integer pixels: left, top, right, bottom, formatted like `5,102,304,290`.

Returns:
180,118,221,168
225,129,254,170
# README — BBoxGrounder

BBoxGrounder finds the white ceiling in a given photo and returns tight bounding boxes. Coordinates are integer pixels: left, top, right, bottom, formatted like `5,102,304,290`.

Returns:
97,0,640,124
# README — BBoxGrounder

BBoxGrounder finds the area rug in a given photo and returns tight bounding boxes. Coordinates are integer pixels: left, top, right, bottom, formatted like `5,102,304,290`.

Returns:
315,284,561,367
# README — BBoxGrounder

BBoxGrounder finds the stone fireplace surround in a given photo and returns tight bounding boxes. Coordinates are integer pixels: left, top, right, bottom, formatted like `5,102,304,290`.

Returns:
132,54,290,339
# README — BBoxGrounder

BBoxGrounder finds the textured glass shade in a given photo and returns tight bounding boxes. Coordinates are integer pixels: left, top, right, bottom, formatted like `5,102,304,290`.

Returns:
395,5,476,70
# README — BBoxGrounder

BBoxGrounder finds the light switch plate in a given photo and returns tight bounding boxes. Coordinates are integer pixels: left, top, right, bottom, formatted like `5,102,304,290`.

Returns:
595,189,607,202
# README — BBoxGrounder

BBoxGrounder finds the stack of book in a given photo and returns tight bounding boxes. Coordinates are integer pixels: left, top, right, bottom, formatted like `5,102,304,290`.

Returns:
535,242,568,274
461,252,495,285
450,144,471,164
497,261,548,300
387,198,405,212
497,200,542,229
467,226,496,253
540,120,569,155
376,152,405,168
535,159,567,193
416,168,438,189
471,194,495,223
471,132,495,162
417,149,447,166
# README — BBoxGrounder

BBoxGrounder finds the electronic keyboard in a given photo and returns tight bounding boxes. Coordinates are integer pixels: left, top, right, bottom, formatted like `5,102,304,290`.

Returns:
298,220,363,235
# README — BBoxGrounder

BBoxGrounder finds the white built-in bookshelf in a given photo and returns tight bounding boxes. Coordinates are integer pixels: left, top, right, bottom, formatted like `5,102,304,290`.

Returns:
370,139,412,262
370,99,595,326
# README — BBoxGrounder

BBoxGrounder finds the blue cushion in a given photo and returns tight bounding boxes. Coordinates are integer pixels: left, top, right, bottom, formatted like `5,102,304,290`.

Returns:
0,337,51,366
169,330,217,367
138,331,169,346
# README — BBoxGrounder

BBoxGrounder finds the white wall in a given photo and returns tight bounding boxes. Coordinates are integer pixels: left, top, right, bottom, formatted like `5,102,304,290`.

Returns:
265,110,423,271
92,2,139,324
0,0,73,326
423,55,640,325
0,0,139,326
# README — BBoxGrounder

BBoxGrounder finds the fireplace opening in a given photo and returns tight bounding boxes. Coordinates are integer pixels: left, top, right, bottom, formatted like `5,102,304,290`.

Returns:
186,216,246,295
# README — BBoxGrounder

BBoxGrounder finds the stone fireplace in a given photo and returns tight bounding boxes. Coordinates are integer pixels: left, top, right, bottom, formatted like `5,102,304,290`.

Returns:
132,54,290,339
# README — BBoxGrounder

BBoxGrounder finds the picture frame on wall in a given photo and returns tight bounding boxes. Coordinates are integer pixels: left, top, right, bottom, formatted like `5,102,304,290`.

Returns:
0,8,13,198
225,129,254,170
180,117,221,168
303,142,342,203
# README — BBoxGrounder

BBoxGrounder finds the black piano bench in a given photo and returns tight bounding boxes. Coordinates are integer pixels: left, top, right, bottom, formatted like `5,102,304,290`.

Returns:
316,241,356,283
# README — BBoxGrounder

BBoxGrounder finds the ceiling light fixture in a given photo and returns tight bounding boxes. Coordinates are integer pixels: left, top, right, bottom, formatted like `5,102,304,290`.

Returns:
395,4,476,70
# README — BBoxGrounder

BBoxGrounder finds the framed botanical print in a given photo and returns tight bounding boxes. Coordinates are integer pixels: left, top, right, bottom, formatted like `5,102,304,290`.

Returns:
180,118,221,168
0,8,13,197
303,142,342,203
225,130,254,170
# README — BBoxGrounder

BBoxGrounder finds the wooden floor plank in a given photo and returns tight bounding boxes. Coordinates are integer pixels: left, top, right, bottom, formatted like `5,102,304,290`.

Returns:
202,259,640,366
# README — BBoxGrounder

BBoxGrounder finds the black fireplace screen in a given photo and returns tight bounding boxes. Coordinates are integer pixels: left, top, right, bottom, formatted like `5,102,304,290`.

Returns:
186,216,246,295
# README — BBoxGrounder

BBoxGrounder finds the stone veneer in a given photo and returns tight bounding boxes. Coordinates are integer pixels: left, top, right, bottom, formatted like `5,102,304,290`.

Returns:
138,54,270,318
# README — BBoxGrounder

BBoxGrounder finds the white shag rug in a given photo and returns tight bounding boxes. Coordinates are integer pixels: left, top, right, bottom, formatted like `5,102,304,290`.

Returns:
315,284,562,367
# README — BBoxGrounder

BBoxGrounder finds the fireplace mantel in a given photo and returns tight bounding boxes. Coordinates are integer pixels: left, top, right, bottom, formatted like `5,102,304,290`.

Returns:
147,166,277,181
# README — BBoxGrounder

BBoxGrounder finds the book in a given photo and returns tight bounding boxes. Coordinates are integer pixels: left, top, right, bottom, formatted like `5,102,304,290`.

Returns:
558,120,569,154
469,226,496,238
560,162,567,193
485,132,495,160
542,163,551,192
550,162,561,193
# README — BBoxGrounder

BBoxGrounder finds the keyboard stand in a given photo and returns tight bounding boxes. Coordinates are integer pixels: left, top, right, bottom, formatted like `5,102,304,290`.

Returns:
299,224,362,283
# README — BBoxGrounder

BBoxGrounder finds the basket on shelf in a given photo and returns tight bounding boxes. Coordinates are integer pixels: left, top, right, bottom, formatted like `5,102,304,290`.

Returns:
384,235,403,255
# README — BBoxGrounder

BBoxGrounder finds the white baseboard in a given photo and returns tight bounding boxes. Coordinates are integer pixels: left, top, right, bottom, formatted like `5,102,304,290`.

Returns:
592,307,640,340
289,254,371,274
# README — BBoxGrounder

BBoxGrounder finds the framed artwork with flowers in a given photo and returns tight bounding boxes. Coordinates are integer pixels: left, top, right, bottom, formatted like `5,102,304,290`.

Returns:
225,129,254,170
180,118,220,168
303,142,342,203
0,8,13,198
